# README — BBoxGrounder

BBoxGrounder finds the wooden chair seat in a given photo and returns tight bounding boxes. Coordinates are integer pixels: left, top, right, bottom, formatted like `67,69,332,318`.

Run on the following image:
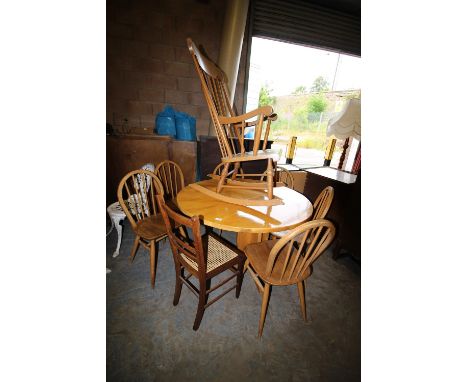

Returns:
244,219,336,337
245,240,312,286
224,149,280,163
157,194,246,331
117,169,166,288
135,215,167,241
180,234,239,274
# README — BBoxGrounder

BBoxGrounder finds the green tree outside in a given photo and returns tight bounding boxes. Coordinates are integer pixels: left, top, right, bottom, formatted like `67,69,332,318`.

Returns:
258,83,276,106
310,76,330,93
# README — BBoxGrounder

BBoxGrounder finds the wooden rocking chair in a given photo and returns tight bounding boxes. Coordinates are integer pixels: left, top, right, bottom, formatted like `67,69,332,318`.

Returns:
187,38,282,206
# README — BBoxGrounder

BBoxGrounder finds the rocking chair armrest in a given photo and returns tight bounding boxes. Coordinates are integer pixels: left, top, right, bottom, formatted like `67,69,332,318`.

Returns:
244,113,277,127
218,105,274,125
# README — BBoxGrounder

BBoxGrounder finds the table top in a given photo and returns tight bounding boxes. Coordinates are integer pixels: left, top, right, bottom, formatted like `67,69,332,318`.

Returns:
177,179,313,234
306,166,357,184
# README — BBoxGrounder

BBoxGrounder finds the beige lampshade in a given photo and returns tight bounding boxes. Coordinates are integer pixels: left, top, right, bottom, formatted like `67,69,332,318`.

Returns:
326,98,361,140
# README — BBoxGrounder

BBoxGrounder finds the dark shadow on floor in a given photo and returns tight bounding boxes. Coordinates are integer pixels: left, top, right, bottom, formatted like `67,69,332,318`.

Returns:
107,219,360,381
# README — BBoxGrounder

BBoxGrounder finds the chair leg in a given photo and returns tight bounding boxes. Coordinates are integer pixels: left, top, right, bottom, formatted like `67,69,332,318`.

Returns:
266,159,274,199
258,283,271,338
150,240,159,289
112,217,123,258
216,163,229,193
129,235,140,263
297,280,307,322
193,281,207,330
236,258,246,298
173,263,183,306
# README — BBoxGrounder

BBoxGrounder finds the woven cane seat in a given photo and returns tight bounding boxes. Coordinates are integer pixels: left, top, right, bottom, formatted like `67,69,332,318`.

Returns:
180,234,238,273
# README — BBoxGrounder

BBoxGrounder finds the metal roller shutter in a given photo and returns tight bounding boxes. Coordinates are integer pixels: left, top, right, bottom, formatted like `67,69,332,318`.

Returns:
252,0,360,56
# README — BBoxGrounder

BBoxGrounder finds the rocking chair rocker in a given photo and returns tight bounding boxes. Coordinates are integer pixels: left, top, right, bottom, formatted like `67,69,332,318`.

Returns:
187,38,282,206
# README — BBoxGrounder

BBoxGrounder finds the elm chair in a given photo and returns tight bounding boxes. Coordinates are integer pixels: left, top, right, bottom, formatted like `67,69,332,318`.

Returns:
154,160,185,204
117,170,166,288
187,37,282,206
260,166,295,190
271,186,334,239
244,219,336,337
156,194,246,331
107,163,155,258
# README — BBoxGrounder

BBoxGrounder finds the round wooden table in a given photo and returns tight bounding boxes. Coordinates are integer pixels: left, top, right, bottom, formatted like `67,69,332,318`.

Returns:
176,179,313,250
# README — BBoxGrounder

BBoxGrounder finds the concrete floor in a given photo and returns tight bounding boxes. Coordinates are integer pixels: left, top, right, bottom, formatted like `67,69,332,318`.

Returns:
107,219,360,381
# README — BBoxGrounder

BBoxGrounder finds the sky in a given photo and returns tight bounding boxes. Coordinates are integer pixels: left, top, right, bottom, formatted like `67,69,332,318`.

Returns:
247,37,361,99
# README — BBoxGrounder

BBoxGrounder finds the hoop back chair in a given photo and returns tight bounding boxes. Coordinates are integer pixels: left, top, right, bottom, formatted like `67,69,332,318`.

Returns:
154,160,185,211
244,219,336,337
260,166,294,190
271,186,334,239
107,163,155,258
117,170,166,288
187,37,282,206
156,194,246,330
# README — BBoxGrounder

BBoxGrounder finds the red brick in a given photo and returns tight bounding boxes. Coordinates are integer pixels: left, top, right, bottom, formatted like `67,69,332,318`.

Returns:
123,71,153,89
133,57,164,73
150,43,175,61
189,92,206,107
107,38,122,56
107,55,133,71
145,11,174,30
164,61,191,77
152,103,166,115
196,119,211,136
177,77,200,92
149,73,177,90
138,88,165,103
133,26,166,43
165,90,190,105
107,22,133,39
120,40,149,57
174,46,193,64
108,83,139,101
170,103,199,118
127,100,153,115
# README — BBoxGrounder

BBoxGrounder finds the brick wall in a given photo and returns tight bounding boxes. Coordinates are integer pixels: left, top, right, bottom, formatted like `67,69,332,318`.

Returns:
107,0,248,137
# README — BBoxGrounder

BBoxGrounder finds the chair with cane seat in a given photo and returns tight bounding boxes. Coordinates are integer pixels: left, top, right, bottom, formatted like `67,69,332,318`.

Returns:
244,219,336,337
157,194,246,331
117,170,166,288
187,37,282,206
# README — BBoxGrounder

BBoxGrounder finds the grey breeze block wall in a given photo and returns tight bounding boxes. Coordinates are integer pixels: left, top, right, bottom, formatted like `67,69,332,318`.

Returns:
107,0,248,137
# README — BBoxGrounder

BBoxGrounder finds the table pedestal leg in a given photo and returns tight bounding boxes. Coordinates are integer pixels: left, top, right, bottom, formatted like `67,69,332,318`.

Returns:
236,232,269,251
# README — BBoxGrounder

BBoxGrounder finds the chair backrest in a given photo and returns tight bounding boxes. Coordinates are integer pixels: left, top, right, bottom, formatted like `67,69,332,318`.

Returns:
117,170,164,230
312,186,334,220
277,167,294,189
154,160,185,201
156,194,207,274
266,219,335,283
187,38,274,159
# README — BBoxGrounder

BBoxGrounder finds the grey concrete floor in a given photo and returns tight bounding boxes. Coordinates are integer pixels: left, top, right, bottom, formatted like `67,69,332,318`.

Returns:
107,219,360,381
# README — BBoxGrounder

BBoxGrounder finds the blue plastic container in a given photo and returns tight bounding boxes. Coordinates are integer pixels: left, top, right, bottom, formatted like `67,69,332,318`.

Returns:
155,106,176,138
175,111,196,141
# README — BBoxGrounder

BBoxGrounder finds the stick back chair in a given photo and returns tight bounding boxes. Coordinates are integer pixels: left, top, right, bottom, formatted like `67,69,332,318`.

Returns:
260,166,294,190
117,170,166,288
244,219,336,337
154,160,185,211
271,186,334,239
156,194,246,331
187,37,282,206
107,163,155,258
